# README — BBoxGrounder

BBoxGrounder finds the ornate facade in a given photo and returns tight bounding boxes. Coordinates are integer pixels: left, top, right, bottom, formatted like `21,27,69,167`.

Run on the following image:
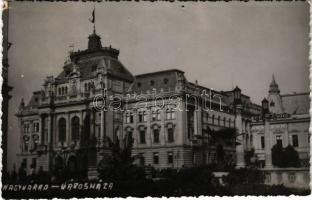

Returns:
17,26,309,180
251,76,310,168
16,28,263,178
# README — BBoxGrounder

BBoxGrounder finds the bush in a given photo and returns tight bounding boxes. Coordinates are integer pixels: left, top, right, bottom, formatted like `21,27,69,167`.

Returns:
224,168,265,186
271,144,300,168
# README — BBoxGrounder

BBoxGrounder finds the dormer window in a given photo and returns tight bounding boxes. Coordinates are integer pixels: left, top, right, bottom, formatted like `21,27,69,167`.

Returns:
91,65,97,72
164,78,168,84
150,80,155,86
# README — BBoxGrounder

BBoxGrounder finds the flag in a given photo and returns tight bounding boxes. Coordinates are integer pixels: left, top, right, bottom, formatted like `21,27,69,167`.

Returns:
89,8,95,23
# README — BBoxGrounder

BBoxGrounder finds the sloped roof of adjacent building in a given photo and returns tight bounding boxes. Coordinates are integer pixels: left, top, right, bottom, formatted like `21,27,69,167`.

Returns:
281,93,310,115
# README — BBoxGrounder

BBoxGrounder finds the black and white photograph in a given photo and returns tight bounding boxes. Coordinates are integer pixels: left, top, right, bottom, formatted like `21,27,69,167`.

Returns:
1,1,311,198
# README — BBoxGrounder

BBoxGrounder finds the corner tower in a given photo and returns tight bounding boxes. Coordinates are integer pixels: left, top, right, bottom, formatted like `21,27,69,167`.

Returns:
267,74,283,114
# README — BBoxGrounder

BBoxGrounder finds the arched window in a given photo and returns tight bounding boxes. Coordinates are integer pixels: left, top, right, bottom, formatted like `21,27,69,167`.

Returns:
125,131,133,147
71,116,80,141
61,87,65,96
84,83,88,92
153,129,160,143
168,127,174,143
58,118,66,142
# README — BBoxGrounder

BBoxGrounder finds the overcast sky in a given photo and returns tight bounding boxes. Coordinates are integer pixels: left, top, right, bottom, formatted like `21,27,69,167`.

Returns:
7,1,310,170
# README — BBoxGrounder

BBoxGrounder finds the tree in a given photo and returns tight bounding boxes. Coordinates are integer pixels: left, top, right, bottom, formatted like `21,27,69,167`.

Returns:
97,138,145,181
271,144,301,168
271,144,284,167
283,145,300,167
244,148,256,167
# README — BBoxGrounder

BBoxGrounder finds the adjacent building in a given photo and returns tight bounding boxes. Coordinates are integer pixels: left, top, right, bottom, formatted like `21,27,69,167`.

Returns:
251,76,310,168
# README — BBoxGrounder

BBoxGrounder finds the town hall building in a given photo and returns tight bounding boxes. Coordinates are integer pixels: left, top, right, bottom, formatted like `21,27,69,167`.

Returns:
15,22,309,181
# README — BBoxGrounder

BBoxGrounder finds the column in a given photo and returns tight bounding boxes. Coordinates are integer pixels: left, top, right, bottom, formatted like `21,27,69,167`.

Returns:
47,114,52,148
39,115,44,145
235,105,245,168
264,116,273,168
66,113,70,146
194,109,198,135
100,109,104,145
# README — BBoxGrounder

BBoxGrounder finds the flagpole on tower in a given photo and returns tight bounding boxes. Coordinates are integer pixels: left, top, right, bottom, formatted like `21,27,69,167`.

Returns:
89,4,96,33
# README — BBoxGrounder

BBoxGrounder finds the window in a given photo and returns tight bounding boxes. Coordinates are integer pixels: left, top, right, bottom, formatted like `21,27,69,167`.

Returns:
23,124,30,133
150,80,155,86
223,117,226,127
168,152,173,164
261,136,265,149
153,152,159,164
276,135,282,147
126,112,133,123
270,101,275,107
137,82,141,88
166,108,175,120
288,173,296,183
292,135,299,147
58,118,66,143
168,128,174,143
151,108,161,121
140,130,146,144
212,115,215,125
91,65,97,72
139,154,145,166
71,116,80,141
164,78,169,84
125,132,133,146
153,129,160,143
277,173,282,183
24,140,29,151
31,158,37,169
228,119,231,127
218,116,221,126
138,111,147,122
22,159,27,168
245,134,249,145
33,122,39,133
84,83,88,92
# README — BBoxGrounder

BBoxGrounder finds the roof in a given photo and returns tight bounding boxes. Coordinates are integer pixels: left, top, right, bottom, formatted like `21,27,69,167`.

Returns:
131,69,184,93
281,93,310,115
56,56,134,83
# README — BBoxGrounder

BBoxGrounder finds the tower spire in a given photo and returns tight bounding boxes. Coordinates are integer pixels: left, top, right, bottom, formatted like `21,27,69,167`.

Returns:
269,74,280,94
